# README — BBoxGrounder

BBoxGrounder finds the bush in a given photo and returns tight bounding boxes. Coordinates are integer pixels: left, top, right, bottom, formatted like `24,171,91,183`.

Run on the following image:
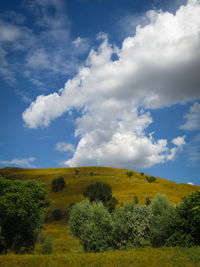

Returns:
51,177,66,192
145,195,151,206
126,171,133,178
83,182,118,212
0,177,50,253
112,202,152,249
74,169,79,175
41,236,54,254
166,190,200,247
134,196,139,204
52,209,63,220
146,176,156,183
149,193,175,247
68,200,114,252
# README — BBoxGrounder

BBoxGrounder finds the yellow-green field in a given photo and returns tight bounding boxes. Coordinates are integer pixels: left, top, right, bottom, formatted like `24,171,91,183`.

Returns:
0,166,200,266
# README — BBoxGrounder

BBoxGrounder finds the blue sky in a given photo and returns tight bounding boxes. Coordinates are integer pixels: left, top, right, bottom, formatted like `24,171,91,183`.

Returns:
0,0,200,185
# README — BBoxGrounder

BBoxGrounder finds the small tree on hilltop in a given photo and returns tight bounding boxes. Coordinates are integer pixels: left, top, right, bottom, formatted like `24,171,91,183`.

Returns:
83,182,118,212
51,176,66,192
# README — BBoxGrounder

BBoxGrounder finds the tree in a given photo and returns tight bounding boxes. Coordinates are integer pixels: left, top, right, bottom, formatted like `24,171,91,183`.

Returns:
51,176,66,192
0,176,50,253
149,193,175,247
112,202,152,249
126,171,134,178
83,182,118,212
166,190,200,247
68,200,114,252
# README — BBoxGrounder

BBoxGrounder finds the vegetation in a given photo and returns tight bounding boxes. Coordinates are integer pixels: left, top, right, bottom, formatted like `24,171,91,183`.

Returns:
83,182,118,212
41,236,54,255
52,209,63,221
0,176,50,253
126,171,134,178
51,176,66,192
146,176,156,183
0,166,200,266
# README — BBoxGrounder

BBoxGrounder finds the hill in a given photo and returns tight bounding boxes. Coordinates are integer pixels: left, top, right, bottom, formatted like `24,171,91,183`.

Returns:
0,166,200,267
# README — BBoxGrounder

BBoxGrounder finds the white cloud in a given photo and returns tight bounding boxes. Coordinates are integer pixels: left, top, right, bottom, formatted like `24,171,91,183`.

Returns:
55,142,75,152
180,102,200,130
0,157,36,168
23,0,200,168
187,182,194,185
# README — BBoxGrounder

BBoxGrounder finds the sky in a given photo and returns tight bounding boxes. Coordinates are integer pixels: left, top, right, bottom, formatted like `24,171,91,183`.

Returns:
0,0,200,185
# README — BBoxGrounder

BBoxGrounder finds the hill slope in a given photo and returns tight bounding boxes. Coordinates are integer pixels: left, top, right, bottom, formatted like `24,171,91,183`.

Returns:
0,166,199,211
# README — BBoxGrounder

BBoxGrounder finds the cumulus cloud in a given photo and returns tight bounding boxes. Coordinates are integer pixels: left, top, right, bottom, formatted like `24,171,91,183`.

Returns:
0,157,36,168
55,142,75,152
180,102,200,130
23,0,200,168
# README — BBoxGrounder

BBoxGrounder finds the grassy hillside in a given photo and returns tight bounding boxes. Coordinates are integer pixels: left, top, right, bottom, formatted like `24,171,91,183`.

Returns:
0,166,200,266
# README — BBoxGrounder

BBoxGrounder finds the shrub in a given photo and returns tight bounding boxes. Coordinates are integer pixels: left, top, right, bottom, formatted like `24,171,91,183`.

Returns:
52,209,63,221
149,193,175,247
126,171,133,178
141,172,144,176
68,200,114,252
166,190,200,247
51,177,66,192
146,176,156,183
145,195,151,206
112,202,152,249
41,236,54,254
134,195,139,204
74,169,79,175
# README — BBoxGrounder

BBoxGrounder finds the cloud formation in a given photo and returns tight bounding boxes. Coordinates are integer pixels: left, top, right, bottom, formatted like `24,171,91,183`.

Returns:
55,142,75,152
180,102,200,130
23,0,200,168
0,157,35,168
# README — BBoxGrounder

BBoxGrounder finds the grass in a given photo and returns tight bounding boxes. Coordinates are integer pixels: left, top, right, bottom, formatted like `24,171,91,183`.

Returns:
0,166,200,266
0,247,200,267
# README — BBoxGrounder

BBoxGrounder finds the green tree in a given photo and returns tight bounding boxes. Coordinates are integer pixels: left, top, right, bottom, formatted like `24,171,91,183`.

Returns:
166,190,200,247
146,176,156,183
51,176,66,192
83,182,117,212
0,176,50,253
68,200,114,252
126,171,133,178
149,193,175,247
112,202,152,249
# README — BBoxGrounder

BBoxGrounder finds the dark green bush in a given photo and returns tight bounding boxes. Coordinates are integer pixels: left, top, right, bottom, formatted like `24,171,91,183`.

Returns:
146,176,156,183
126,171,133,178
74,169,79,175
134,195,139,204
52,209,63,220
51,177,66,192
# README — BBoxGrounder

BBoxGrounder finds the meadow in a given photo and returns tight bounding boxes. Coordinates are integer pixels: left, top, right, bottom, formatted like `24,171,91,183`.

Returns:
0,166,200,266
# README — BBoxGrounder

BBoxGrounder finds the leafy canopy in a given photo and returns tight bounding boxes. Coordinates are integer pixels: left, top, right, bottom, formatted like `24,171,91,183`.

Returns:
0,176,50,253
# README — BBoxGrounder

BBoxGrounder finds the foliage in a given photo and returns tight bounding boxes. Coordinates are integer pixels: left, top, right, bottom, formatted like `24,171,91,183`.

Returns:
51,177,66,192
146,176,156,183
68,200,114,252
149,193,175,247
134,195,139,204
126,171,133,178
52,209,63,221
0,176,50,253
41,236,54,254
74,169,79,175
166,190,200,247
112,202,152,249
83,182,117,212
145,195,151,206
